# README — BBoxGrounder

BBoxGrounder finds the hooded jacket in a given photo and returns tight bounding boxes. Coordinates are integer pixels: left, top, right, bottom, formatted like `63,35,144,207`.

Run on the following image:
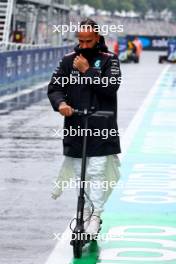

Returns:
48,41,121,158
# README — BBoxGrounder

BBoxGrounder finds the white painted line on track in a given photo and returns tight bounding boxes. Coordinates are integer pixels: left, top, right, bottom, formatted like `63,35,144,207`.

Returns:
119,65,170,160
45,226,73,264
44,65,170,264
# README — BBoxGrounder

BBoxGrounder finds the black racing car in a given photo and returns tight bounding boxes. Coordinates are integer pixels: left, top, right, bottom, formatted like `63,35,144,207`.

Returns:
159,38,176,64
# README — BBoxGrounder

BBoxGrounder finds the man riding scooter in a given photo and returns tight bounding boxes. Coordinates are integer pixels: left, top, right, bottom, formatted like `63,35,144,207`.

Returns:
48,18,121,238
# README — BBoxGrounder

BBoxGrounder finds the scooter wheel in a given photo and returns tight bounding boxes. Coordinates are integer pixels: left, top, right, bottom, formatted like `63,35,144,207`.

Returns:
73,239,82,258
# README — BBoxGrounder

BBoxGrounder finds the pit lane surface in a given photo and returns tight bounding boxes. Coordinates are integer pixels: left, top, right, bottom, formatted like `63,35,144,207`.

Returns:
0,51,166,264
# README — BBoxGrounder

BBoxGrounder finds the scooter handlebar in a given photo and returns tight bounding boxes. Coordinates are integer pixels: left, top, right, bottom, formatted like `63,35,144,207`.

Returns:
73,109,114,117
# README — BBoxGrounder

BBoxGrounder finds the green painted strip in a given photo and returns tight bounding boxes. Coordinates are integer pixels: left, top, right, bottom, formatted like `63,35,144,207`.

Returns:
69,66,176,263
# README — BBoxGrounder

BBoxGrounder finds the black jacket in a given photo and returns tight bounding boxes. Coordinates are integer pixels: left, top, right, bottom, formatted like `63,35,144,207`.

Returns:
48,44,121,158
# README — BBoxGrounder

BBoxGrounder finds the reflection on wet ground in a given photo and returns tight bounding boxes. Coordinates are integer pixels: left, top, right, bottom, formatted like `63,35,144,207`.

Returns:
0,96,77,264
0,102,61,161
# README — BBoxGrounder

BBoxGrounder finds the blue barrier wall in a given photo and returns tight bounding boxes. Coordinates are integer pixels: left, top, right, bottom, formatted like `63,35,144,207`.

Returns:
0,45,74,86
127,35,172,50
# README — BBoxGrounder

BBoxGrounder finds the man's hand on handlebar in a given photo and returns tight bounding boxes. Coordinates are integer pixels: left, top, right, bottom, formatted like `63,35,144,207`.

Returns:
58,102,74,117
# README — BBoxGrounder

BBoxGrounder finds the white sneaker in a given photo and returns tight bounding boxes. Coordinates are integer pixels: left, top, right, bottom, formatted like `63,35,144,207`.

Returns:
84,208,91,230
85,214,102,236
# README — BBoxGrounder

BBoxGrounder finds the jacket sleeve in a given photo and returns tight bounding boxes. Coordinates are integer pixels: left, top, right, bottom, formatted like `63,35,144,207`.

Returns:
47,58,68,112
83,54,121,97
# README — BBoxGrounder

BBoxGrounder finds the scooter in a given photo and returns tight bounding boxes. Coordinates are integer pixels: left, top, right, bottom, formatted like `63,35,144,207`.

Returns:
70,108,114,258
